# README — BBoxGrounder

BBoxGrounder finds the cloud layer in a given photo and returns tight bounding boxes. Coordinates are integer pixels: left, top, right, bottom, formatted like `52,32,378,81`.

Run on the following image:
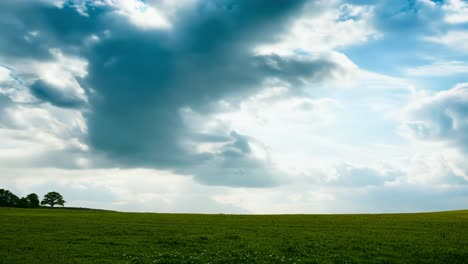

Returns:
0,0,467,213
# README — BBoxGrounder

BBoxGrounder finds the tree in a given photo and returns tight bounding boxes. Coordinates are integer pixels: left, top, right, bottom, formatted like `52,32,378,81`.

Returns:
26,193,40,208
18,197,29,208
0,189,19,207
41,192,65,207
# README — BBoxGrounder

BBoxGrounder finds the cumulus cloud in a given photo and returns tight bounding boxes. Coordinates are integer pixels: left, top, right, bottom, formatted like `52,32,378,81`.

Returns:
0,0,353,187
399,83,468,185
30,80,86,108
77,0,352,186
402,83,468,151
1,0,468,212
255,1,379,55
442,0,468,24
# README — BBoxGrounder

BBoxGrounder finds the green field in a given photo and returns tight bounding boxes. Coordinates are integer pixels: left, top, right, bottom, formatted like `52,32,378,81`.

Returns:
0,208,467,264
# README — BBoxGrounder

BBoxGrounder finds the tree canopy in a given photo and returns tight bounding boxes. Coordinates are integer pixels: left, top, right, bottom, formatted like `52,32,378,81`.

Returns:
0,189,60,208
41,192,66,207
0,189,19,207
26,193,40,208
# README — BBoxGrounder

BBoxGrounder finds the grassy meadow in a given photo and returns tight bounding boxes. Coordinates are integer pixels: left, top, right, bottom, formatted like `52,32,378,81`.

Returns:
0,208,467,264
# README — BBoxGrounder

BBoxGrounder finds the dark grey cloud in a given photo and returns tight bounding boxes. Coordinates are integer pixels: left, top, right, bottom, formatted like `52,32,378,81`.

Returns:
30,80,86,108
0,0,345,187
0,1,106,61
79,0,345,186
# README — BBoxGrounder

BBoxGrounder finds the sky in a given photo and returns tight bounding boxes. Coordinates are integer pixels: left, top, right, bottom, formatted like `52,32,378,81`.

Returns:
1,0,468,214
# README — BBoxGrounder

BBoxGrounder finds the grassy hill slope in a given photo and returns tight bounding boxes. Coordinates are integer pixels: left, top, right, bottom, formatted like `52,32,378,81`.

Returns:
0,208,467,263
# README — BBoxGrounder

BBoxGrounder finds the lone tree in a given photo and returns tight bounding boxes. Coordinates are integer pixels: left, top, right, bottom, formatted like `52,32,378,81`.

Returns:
41,192,65,207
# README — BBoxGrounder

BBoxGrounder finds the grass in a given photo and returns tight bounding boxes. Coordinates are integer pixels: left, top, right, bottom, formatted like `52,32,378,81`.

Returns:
0,208,467,264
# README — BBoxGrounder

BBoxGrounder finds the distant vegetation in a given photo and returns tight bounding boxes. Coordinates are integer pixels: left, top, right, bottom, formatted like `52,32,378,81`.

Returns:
0,189,65,208
0,208,467,264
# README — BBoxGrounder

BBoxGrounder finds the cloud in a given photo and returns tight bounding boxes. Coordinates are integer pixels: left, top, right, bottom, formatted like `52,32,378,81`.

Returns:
7,1,450,196
405,150,468,185
342,0,443,35
359,0,446,35
0,66,11,82
426,31,468,53
345,0,468,61
0,95,13,122
255,1,379,54
0,100,88,170
397,82,468,187
110,0,172,30
336,183,468,213
1,0,466,214
0,65,35,103
30,80,86,108
77,0,349,186
186,131,283,187
402,83,468,152
0,0,353,187
442,0,468,24
328,162,401,187
0,1,105,62
405,61,468,76
211,181,468,214
3,165,466,214
1,167,248,213
0,48,89,107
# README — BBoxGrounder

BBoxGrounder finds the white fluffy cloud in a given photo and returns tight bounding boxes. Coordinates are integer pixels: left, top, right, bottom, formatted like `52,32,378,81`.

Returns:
110,0,172,30
255,1,378,55
401,83,468,148
442,0,468,24
397,83,468,185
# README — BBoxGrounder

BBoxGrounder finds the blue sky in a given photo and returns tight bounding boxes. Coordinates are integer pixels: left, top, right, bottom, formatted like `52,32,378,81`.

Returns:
0,0,467,213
